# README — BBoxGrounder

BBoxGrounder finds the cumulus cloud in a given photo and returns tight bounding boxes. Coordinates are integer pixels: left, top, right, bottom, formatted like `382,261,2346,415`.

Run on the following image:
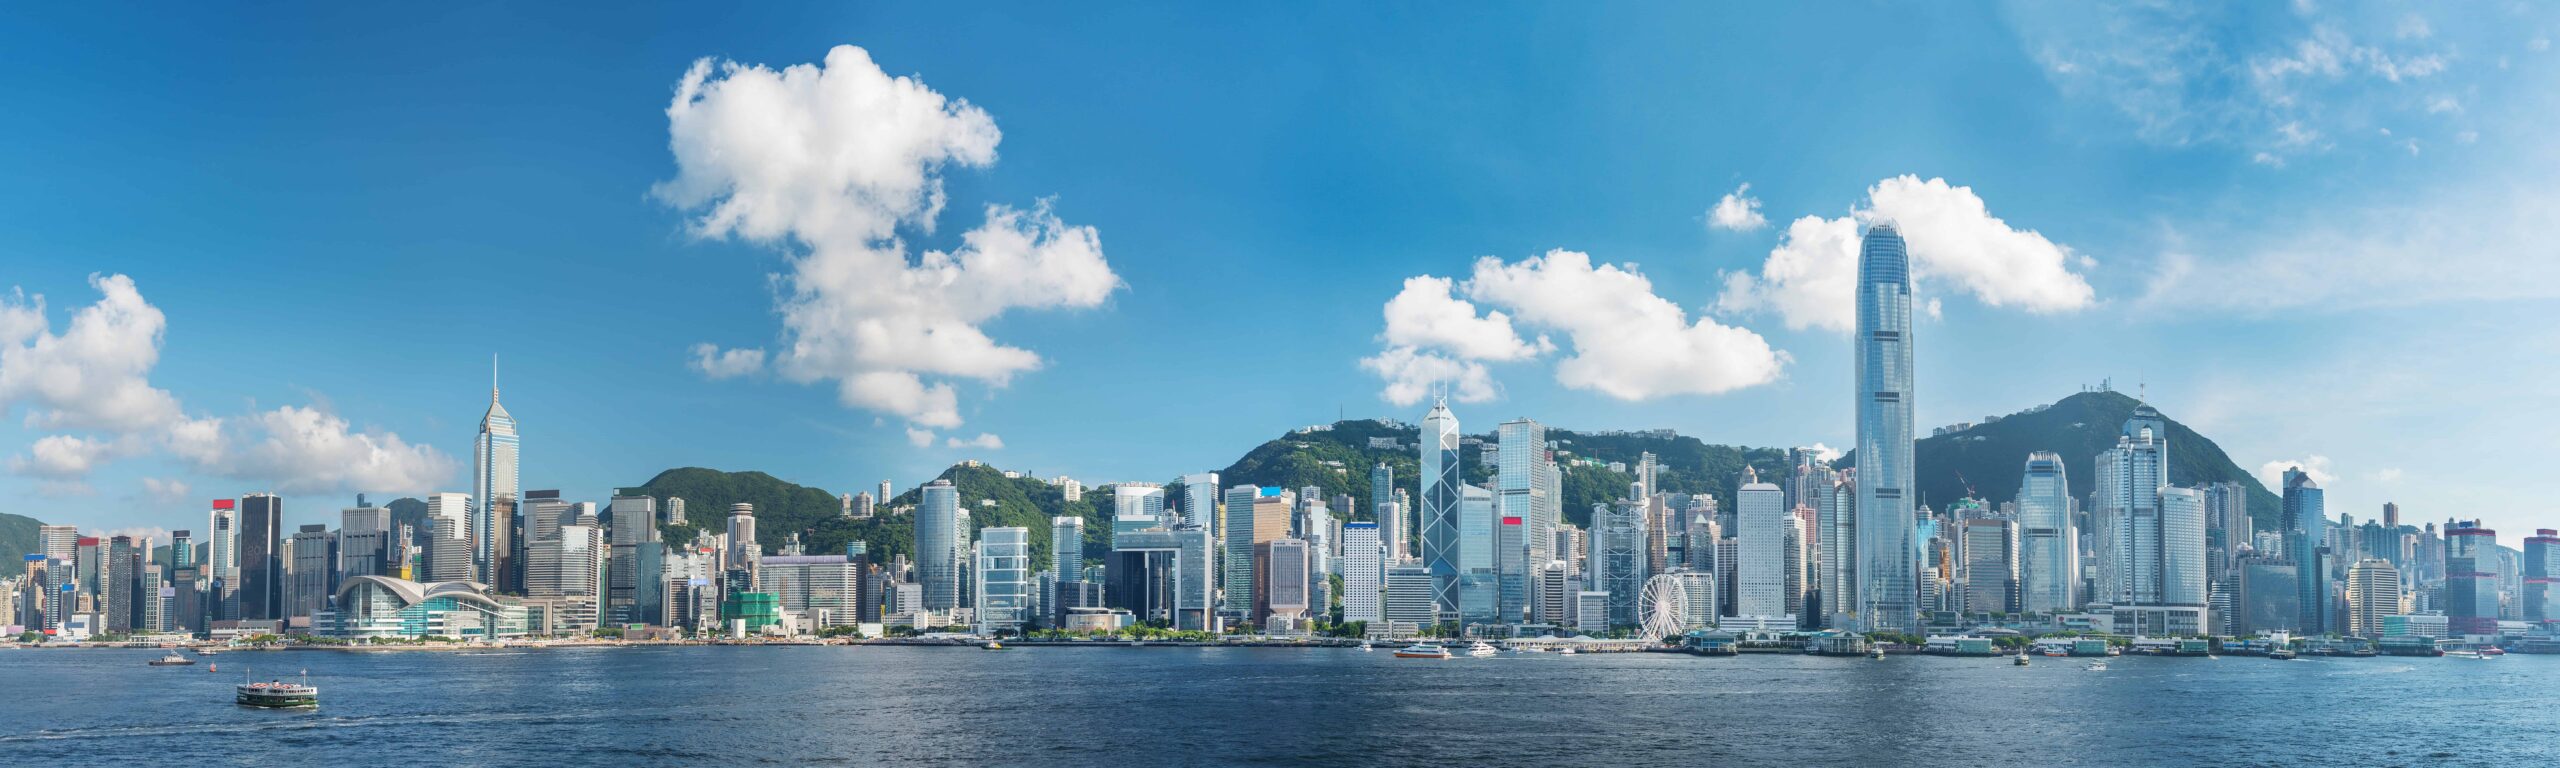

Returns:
1717,176,2095,333
140,476,190,502
175,406,455,495
0,274,183,432
655,45,1119,432
906,427,937,448
688,343,766,379
1707,183,1769,232
946,433,1003,450
2257,455,2337,489
1365,250,1786,405
7,434,117,478
1800,443,1844,463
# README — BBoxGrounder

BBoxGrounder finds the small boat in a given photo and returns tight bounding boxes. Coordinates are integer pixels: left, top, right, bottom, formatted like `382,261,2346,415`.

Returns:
2014,653,2031,667
236,680,318,709
1558,646,1577,656
1394,643,1452,659
2446,649,2493,660
981,641,1005,651
206,663,217,673
1467,642,1498,658
1359,641,1373,652
2268,648,2298,660
2084,661,2108,672
2481,647,2507,657
1869,647,1887,660
148,653,195,666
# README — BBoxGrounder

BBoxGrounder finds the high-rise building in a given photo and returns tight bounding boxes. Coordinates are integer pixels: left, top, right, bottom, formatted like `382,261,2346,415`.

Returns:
2344,558,2400,638
1051,515,1085,584
726,502,761,583
1735,478,1789,619
2203,481,2248,588
2092,406,2167,609
2445,520,2500,637
974,527,1032,635
2281,469,2330,634
287,524,336,621
1535,559,1573,627
1342,522,1383,625
1369,461,1395,533
1958,512,2018,616
1853,223,1918,634
2233,556,2300,636
2017,452,2075,614
1495,418,1553,625
1256,537,1311,630
758,555,863,628
239,493,284,621
1383,564,1437,632
1456,484,1497,626
425,493,476,583
2527,528,2558,624
608,493,663,625
1178,472,1220,532
1821,473,1856,626
1591,501,1647,629
474,366,519,586
1419,399,1462,620
339,502,393,584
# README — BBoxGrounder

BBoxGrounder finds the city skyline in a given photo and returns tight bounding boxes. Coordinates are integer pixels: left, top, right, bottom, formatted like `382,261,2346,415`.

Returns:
6,3,2560,546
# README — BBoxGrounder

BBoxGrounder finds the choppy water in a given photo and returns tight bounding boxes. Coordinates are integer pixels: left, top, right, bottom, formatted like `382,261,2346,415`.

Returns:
2,646,2552,766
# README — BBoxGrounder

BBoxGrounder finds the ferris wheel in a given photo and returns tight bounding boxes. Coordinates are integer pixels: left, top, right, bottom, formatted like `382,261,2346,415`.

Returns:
1638,575,1688,641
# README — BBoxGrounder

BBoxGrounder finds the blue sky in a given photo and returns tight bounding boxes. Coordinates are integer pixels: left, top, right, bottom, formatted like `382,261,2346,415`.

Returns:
4,2,2555,544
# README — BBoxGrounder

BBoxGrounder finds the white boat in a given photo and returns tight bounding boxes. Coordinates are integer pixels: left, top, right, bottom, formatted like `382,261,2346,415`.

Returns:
2014,653,2031,666
149,652,196,667
1466,642,1498,658
1394,643,1452,659
236,679,319,709
1359,641,1373,652
2084,661,2108,672
1558,646,1577,656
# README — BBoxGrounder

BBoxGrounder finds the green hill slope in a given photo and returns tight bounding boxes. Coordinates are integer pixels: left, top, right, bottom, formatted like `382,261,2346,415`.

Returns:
632,464,1110,574
1842,390,2280,530
1,511,41,576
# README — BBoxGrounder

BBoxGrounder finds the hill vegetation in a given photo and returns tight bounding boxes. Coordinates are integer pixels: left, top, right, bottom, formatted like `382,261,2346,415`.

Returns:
0,512,38,577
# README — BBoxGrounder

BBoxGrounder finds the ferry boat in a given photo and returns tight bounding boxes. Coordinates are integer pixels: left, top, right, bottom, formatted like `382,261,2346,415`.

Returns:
1467,642,1498,658
148,652,195,666
2014,653,2031,667
1558,646,1577,656
1868,647,1886,660
2267,647,2298,660
236,680,319,709
1394,643,1452,659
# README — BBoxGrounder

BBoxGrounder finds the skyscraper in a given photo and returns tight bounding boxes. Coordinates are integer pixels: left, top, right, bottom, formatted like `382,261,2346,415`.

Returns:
426,493,477,583
974,527,1031,635
2445,520,2499,637
2092,406,2167,609
2528,528,2558,624
474,364,519,586
1178,472,1220,532
1958,511,2018,616
607,493,662,625
2344,558,2399,638
1591,501,1647,629
1342,522,1383,625
2281,469,2330,635
1735,477,1789,619
1051,515,1085,584
1853,223,1918,634
239,493,283,621
2017,452,2075,614
1419,399,1462,620
917,480,956,611
1495,418,1553,626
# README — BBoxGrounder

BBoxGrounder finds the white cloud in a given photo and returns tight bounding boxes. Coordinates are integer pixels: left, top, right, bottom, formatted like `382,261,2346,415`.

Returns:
1367,250,1786,404
654,45,1120,432
2373,467,2404,483
688,343,765,379
7,434,117,478
1801,443,1843,463
905,427,936,448
140,476,190,501
1375,276,1539,362
1717,176,2095,334
945,433,1003,450
2138,178,2560,313
2257,455,2337,489
0,274,183,432
1707,183,1769,232
179,406,456,496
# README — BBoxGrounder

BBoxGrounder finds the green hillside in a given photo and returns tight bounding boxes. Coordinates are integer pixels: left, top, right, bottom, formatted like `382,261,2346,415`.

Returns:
1842,390,2280,530
632,464,1110,573
1,511,40,576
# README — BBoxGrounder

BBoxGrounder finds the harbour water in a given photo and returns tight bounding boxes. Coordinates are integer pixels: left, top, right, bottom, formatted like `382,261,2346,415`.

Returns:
3,646,2552,766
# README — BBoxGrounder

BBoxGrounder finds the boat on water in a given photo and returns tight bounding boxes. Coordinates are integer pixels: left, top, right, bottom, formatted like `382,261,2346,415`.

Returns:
2268,648,2298,660
2445,649,2495,660
1558,646,1577,656
2084,661,2108,672
1394,643,1452,659
981,641,1006,651
1869,647,1887,660
148,652,195,666
1467,642,1498,658
2014,653,2031,666
1359,641,1373,652
236,680,318,709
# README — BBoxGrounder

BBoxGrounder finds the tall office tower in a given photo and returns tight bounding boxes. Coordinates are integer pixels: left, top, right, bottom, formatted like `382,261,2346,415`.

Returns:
1685,513,1719,572
1255,537,1312,630
75,536,102,614
474,367,519,586
1382,564,1436,631
2281,468,2330,634
1419,398,1462,620
104,535,137,632
170,529,195,570
1342,522,1383,624
1115,484,1167,525
2528,529,2558,624
1556,524,1588,578
1377,501,1407,562
2445,520,2500,637
1535,560,1572,626
1634,452,1658,502
973,527,1031,635
666,497,687,525
2118,485,2211,636
286,524,335,620
1454,483,1497,626
2015,452,2074,615
608,493,663,625
1495,418,1553,625
38,524,78,567
1178,472,1220,533
1051,515,1085,583
522,491,571,545
239,493,284,621
1959,512,2018,615
1853,223,1918,634
2344,558,2400,638
2092,406,2168,611
1821,473,1856,626
727,502,762,585
2202,481,2248,588
1644,492,1672,578
2382,502,2399,529
487,495,518,594
1370,461,1394,523
339,502,393,583
758,555,863,628
1220,485,1291,618
1591,501,1647,628
1782,516,1809,622
878,480,894,505
425,493,475,582
1735,478,1789,619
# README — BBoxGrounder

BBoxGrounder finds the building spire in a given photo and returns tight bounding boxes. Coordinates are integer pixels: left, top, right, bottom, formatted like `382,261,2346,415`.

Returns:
491,353,500,403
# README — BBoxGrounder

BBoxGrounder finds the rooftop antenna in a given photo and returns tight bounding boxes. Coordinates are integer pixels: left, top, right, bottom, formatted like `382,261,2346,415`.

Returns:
491,353,500,402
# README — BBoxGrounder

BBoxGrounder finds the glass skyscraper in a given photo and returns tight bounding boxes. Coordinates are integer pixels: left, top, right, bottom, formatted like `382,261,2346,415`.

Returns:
1853,223,1918,634
1419,399,1462,620
917,480,958,611
1495,418,1551,624
2017,452,2075,614
2281,469,2328,634
474,365,519,587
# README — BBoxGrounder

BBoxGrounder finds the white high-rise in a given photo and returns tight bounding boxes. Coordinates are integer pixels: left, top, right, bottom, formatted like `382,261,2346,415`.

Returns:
1735,477,1791,619
1853,223,1918,634
473,361,519,586
1342,522,1383,624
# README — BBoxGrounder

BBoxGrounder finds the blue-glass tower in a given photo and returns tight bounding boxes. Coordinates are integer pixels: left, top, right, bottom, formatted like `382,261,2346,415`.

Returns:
1854,223,1919,634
